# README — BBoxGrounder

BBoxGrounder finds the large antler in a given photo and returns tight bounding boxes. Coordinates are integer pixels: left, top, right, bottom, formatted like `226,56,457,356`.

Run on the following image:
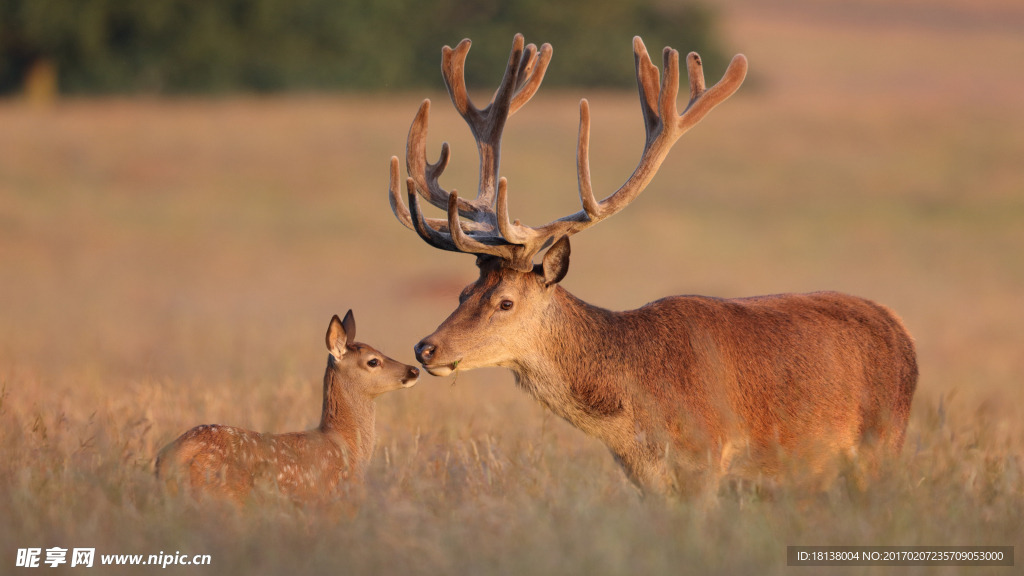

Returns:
389,34,551,242
389,35,747,272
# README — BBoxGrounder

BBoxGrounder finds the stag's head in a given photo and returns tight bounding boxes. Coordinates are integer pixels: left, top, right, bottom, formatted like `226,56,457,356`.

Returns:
389,34,747,376
412,244,570,376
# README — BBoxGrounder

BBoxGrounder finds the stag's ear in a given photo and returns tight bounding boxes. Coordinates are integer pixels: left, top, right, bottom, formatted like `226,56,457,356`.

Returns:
326,313,350,358
541,236,570,286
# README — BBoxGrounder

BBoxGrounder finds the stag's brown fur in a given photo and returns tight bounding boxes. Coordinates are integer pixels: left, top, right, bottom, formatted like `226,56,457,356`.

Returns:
155,312,418,503
417,255,917,495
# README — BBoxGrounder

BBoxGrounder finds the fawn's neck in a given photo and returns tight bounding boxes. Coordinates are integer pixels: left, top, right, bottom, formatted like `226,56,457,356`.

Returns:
319,364,376,460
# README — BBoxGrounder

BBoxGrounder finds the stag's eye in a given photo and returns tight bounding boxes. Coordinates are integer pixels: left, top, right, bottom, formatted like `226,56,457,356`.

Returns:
500,300,514,311
367,359,380,367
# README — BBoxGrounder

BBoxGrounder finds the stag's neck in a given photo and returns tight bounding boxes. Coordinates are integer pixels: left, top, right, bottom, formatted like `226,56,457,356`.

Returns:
510,287,635,447
319,366,376,460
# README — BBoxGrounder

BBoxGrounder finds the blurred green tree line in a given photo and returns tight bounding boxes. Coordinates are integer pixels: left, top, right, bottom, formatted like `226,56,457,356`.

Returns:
0,0,724,94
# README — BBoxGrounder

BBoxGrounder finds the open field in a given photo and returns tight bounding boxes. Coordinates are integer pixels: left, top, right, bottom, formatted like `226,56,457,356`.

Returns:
1,3,1023,574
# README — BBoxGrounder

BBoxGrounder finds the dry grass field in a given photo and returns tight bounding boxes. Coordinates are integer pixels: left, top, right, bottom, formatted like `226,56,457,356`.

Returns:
2,3,1023,574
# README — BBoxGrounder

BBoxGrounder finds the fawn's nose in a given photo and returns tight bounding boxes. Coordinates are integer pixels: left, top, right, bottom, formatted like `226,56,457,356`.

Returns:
414,340,436,364
402,366,419,385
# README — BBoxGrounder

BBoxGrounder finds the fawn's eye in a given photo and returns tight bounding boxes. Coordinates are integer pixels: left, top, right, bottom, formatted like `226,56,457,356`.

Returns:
500,300,514,311
367,359,379,367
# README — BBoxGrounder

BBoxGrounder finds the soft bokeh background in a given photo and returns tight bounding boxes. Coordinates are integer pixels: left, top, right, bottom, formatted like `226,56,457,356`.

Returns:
1,0,1022,573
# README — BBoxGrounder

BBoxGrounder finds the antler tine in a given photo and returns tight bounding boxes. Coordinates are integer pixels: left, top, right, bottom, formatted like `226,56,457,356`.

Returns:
510,43,552,115
512,43,537,94
441,40,477,123
658,47,682,125
634,37,661,138
496,177,533,245
686,51,706,102
389,156,414,231
576,99,601,220
407,178,460,251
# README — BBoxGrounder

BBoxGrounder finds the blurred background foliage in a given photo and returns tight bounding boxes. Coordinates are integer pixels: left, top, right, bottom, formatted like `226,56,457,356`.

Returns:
0,0,724,94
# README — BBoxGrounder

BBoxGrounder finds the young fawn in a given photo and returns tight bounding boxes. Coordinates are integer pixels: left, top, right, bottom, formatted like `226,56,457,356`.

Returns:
155,311,419,502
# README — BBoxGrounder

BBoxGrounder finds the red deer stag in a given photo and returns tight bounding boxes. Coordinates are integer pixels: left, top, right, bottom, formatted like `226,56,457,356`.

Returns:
388,35,917,496
156,312,419,503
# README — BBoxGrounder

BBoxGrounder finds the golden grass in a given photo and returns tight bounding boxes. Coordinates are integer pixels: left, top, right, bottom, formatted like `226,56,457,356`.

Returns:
1,7,1023,574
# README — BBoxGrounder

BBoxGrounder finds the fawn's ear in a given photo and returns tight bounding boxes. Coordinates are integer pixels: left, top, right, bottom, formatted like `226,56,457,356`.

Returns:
540,236,570,286
326,314,349,358
341,309,356,342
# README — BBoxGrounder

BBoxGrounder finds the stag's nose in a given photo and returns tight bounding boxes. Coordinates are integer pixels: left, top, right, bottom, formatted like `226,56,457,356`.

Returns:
414,340,436,364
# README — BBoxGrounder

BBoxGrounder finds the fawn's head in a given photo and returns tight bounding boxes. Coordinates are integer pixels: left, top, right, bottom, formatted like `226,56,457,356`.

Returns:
326,311,419,396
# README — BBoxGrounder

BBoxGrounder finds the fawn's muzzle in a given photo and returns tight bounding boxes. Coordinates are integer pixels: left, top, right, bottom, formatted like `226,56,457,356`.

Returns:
403,367,420,384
